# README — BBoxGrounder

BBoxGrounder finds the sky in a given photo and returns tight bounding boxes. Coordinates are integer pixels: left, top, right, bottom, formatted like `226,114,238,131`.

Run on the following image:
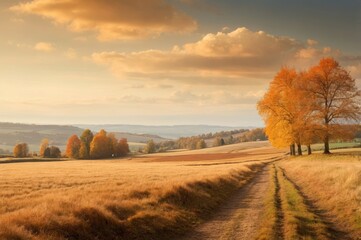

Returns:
0,0,360,126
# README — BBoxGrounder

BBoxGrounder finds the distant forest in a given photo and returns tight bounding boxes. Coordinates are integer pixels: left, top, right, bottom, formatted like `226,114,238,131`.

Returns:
152,128,268,152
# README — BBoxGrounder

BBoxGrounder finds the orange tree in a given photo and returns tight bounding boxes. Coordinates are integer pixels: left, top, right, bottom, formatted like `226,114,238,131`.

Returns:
305,58,361,154
258,67,316,155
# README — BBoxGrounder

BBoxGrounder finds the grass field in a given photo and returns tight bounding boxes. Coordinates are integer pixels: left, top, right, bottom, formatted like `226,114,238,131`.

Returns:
0,142,283,240
255,152,361,239
2,142,360,239
278,153,361,238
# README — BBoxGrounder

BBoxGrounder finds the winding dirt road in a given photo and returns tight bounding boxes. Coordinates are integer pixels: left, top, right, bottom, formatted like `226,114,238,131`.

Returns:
181,166,271,240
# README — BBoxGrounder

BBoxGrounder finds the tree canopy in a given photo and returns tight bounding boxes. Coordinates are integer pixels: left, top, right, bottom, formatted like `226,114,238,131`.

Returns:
258,58,361,155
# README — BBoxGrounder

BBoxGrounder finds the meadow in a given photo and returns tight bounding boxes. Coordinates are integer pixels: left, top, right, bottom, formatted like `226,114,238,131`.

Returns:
278,152,361,238
0,142,283,240
2,141,361,239
257,150,361,239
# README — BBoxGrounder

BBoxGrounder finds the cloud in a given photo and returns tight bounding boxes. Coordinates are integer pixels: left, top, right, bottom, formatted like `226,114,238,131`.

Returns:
104,90,261,106
11,0,197,41
92,27,361,85
34,42,55,52
168,90,261,105
307,39,318,46
92,27,301,85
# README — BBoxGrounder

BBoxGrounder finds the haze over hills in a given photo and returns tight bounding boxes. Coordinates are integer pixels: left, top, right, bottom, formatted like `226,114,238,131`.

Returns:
0,122,251,152
75,124,249,139
0,122,167,152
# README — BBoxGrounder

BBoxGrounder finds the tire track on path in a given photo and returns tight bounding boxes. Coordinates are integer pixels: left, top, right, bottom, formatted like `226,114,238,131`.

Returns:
180,165,271,240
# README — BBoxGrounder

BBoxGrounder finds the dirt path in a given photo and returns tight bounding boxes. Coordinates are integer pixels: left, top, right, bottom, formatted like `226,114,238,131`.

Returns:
181,165,270,240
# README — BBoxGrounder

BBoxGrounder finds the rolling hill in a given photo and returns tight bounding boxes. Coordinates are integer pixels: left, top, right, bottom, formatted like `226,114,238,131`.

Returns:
75,124,248,139
0,122,167,152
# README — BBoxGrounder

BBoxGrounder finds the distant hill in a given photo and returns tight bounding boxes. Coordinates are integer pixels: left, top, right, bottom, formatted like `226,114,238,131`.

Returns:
75,124,249,139
0,123,167,152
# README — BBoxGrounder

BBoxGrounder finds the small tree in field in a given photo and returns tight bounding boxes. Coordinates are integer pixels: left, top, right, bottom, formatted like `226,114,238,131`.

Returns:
66,135,81,158
80,129,93,158
39,138,49,157
79,142,88,159
49,146,61,158
116,138,130,157
43,147,51,158
145,139,156,154
89,129,112,159
13,143,29,158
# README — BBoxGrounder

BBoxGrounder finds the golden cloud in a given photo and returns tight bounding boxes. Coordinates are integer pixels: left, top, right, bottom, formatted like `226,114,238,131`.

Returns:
92,27,302,84
93,27,361,84
34,42,55,52
11,0,197,40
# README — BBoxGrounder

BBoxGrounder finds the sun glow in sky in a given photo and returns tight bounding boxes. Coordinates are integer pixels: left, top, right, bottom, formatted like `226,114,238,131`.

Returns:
1,0,360,126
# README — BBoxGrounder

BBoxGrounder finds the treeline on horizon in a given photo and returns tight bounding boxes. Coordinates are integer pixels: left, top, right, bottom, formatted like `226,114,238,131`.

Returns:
258,57,361,155
6,122,361,158
142,128,268,153
5,128,266,158
10,129,130,159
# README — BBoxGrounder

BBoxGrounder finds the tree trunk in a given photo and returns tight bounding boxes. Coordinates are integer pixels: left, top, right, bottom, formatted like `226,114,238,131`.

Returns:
289,145,292,155
297,144,302,156
324,135,331,154
289,145,295,156
307,145,312,155
291,144,296,156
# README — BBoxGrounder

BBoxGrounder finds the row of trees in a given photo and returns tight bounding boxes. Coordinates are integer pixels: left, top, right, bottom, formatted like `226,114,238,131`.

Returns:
13,129,130,159
258,58,361,155
13,141,61,158
66,129,130,159
143,128,268,154
196,129,248,140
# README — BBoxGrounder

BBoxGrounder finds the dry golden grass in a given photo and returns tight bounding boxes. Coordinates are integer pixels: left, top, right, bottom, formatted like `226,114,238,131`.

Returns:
0,145,284,240
279,152,361,238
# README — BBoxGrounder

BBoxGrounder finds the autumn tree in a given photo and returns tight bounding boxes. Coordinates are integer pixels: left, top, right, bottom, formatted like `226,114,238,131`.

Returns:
116,138,130,157
258,67,316,155
66,135,81,158
43,147,51,158
39,138,49,157
78,143,86,159
306,58,361,154
108,133,118,156
89,129,113,159
13,143,29,158
49,146,61,158
79,129,93,159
